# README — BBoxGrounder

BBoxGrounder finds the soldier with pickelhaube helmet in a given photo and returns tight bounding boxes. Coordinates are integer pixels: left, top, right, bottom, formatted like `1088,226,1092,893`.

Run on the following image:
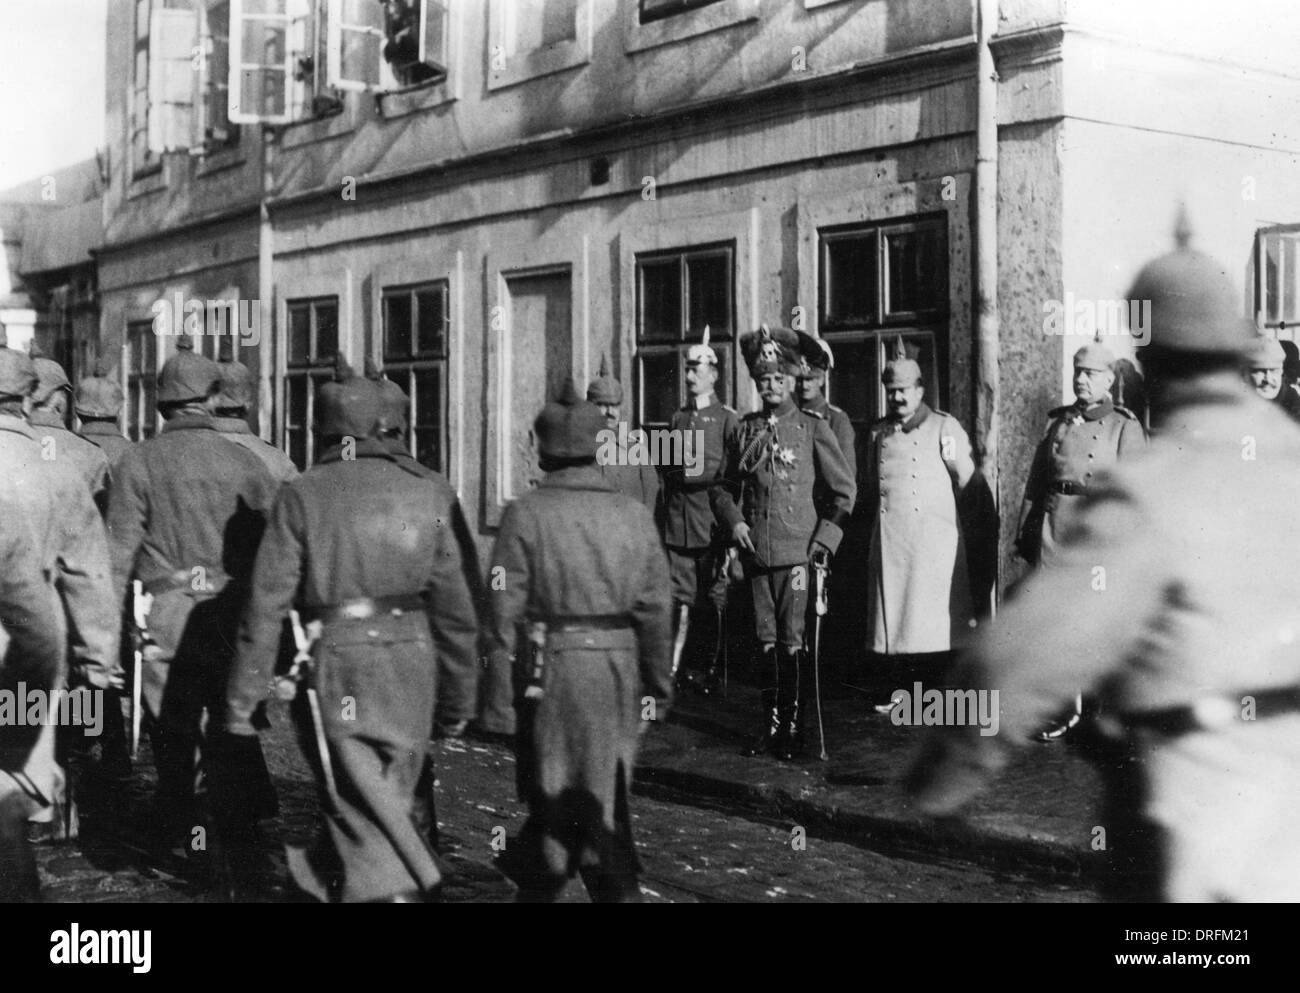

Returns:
228,359,479,902
588,354,660,511
713,325,856,761
214,343,298,485
489,379,672,902
106,337,279,896
910,219,1300,901
661,326,740,696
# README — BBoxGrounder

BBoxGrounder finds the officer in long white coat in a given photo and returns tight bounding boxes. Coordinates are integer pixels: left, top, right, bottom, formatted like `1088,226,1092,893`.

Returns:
909,231,1300,902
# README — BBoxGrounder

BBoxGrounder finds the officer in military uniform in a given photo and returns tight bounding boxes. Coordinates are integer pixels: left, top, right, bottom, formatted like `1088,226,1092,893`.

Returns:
0,346,119,897
106,338,279,886
713,326,856,761
588,355,660,511
75,366,134,474
909,228,1300,902
1243,335,1300,423
28,344,109,507
214,345,299,485
1017,340,1146,738
228,365,479,902
489,380,672,902
662,327,740,694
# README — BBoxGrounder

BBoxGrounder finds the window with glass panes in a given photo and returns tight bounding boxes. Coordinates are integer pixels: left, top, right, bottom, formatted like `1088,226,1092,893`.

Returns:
126,320,158,441
284,296,339,469
382,282,449,473
201,0,239,150
1256,224,1300,335
635,244,734,432
818,216,948,437
131,0,157,176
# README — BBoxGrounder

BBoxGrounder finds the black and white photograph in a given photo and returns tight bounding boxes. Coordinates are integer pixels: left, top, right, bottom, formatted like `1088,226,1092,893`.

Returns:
0,0,1294,959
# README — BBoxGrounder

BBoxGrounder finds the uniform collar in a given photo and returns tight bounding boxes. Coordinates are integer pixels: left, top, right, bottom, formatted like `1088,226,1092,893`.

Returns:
538,463,614,492
800,395,829,415
28,409,67,429
892,402,932,433
762,399,798,420
79,420,122,437
161,412,218,433
1076,396,1115,421
316,437,396,464
689,392,716,412
0,414,35,440
213,415,252,435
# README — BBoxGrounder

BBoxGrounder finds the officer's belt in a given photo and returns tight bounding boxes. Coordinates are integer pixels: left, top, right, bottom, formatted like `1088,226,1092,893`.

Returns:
307,594,427,623
1049,480,1087,496
546,614,633,632
1123,686,1300,737
545,624,637,652
143,569,229,598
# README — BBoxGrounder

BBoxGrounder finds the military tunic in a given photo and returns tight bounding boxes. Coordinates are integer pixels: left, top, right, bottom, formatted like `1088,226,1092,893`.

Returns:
913,394,1300,901
1017,397,1145,566
861,403,976,655
213,416,300,485
29,411,109,505
800,395,857,505
78,421,134,473
598,439,661,512
487,465,672,899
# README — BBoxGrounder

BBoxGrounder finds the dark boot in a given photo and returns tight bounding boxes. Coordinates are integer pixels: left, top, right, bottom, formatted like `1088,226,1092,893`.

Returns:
774,648,802,760
742,690,780,757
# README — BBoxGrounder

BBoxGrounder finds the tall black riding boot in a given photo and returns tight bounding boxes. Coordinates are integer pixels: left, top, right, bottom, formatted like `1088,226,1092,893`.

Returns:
741,647,779,756
775,648,802,761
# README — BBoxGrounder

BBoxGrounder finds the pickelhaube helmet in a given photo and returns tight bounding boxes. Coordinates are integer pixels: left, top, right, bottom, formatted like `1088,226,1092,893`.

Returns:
318,355,384,440
215,341,254,410
0,348,38,401
880,336,923,388
534,377,606,460
28,341,71,405
1125,208,1254,356
685,325,718,367
586,354,624,406
158,337,220,405
363,356,409,434
1073,340,1117,372
1244,336,1285,370
75,359,125,419
740,324,800,378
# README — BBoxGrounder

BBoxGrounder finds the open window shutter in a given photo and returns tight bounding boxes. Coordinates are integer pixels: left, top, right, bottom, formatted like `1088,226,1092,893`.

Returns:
229,0,294,124
418,0,448,72
327,0,383,92
147,7,197,153
204,1,233,142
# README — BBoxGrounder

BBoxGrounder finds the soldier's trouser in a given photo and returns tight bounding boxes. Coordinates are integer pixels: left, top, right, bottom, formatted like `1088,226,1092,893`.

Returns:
667,545,728,612
749,565,808,650
309,613,441,902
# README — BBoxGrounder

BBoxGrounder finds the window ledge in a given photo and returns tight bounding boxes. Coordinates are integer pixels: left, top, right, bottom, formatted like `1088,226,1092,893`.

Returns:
624,0,760,55
127,164,167,200
278,102,355,151
379,78,456,120
194,145,246,178
488,39,589,91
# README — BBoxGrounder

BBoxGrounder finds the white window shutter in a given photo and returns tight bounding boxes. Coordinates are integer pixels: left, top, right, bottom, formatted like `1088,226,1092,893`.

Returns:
419,0,448,71
147,7,197,153
327,0,384,92
228,0,295,124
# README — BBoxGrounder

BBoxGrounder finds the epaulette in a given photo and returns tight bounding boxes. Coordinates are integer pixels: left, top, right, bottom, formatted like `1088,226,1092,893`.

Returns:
827,403,847,416
801,407,826,420
1114,404,1138,420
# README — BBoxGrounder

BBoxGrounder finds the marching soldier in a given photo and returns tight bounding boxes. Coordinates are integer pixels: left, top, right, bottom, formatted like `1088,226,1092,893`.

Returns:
227,364,479,903
661,327,739,694
214,346,299,485
75,366,134,473
0,346,119,898
1017,340,1146,738
106,338,279,891
588,355,660,511
28,344,109,506
713,326,856,761
909,230,1300,901
489,380,672,902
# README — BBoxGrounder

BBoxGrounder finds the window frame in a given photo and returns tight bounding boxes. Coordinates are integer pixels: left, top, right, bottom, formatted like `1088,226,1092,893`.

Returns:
282,295,340,470
381,280,450,473
816,214,950,432
634,242,737,433
487,0,591,91
1255,222,1300,334
124,320,160,442
623,0,758,55
197,0,241,154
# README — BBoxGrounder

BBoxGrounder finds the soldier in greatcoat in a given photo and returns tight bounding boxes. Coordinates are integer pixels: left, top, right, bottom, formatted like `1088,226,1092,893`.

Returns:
106,338,279,887
75,367,134,474
1017,340,1146,738
860,352,977,710
911,232,1300,901
712,326,856,760
214,346,299,485
227,366,479,902
28,345,109,507
661,327,740,694
588,355,661,511
0,347,119,899
490,381,672,902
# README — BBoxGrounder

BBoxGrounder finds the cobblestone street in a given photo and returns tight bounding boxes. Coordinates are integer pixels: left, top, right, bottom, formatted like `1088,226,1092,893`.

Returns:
34,700,1097,903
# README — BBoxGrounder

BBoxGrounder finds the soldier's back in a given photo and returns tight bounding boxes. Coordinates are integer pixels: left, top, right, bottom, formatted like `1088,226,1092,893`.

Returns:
214,417,299,484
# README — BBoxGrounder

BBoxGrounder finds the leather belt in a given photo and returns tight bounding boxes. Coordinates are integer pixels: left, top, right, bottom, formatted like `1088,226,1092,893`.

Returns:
546,614,633,633
1049,480,1087,496
1123,686,1300,737
308,594,427,623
